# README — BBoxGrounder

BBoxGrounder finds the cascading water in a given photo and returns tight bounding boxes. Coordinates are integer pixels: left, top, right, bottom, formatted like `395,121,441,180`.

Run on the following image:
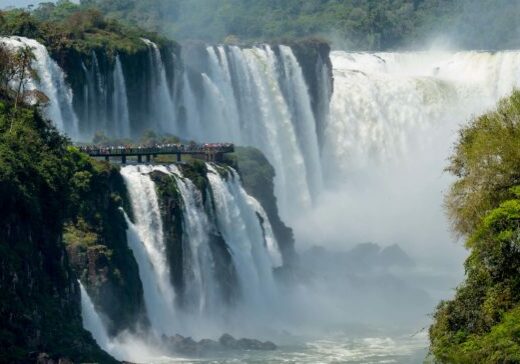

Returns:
112,55,131,138
323,51,520,180
79,281,111,351
14,34,520,359
164,165,217,317
0,36,79,138
295,50,520,264
181,45,322,221
120,165,178,336
277,45,323,197
206,165,280,312
142,39,177,134
10,38,520,239
79,51,133,139
119,163,282,338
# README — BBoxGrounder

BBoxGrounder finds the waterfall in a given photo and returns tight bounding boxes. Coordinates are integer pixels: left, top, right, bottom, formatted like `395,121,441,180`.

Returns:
278,45,323,197
142,38,176,134
180,71,201,138
165,165,218,316
79,281,111,352
321,50,520,182
0,36,79,138
181,45,317,222
79,51,132,139
85,51,107,137
293,50,520,263
112,55,131,138
117,163,282,337
120,165,178,336
206,164,279,311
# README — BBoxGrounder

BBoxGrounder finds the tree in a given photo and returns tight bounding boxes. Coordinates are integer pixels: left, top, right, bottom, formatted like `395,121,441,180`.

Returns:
0,43,41,130
0,43,17,91
445,90,520,236
430,90,520,362
12,45,36,112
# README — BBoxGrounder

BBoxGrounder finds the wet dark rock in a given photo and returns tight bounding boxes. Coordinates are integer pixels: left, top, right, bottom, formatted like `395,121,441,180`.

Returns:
31,352,74,364
198,338,220,351
163,333,277,355
218,333,277,351
236,337,277,350
218,333,237,348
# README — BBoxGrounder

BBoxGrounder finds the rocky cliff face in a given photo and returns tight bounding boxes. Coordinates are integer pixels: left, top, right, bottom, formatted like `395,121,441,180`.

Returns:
64,163,148,336
50,39,181,138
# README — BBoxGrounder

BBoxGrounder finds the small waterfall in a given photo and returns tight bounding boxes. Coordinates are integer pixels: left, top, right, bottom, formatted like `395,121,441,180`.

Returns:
206,164,280,311
90,51,108,135
165,165,217,316
278,45,323,198
120,165,177,336
80,51,132,139
79,51,105,138
112,55,131,138
79,281,111,351
0,36,79,138
180,72,201,139
142,38,176,134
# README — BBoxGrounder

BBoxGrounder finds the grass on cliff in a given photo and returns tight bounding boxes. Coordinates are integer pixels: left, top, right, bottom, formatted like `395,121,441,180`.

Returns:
429,90,520,363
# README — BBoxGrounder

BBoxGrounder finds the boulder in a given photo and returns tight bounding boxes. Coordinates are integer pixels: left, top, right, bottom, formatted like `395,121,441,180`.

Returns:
163,333,277,355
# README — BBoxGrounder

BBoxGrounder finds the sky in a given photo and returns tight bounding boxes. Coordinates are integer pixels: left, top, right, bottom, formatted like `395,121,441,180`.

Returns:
0,0,78,9
1,0,47,8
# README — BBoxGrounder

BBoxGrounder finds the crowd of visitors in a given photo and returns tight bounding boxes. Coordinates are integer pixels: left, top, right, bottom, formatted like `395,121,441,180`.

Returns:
78,142,234,155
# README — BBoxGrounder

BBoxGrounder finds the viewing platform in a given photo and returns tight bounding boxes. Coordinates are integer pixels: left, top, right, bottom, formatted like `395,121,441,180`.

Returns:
79,143,234,164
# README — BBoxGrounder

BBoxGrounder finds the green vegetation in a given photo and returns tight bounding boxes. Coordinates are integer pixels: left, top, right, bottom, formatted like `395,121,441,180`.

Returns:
429,90,520,363
63,155,148,336
0,0,174,58
0,84,118,360
77,0,519,50
0,38,139,360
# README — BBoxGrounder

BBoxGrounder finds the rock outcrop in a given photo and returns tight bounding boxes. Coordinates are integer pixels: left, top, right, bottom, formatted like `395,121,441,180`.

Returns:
161,333,277,355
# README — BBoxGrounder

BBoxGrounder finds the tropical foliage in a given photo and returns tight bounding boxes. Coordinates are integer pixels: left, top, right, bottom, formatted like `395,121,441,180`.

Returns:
0,78,118,361
78,0,519,50
0,1,171,57
430,90,520,363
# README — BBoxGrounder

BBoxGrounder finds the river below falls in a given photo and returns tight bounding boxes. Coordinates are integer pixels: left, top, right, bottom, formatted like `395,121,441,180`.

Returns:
146,332,429,364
